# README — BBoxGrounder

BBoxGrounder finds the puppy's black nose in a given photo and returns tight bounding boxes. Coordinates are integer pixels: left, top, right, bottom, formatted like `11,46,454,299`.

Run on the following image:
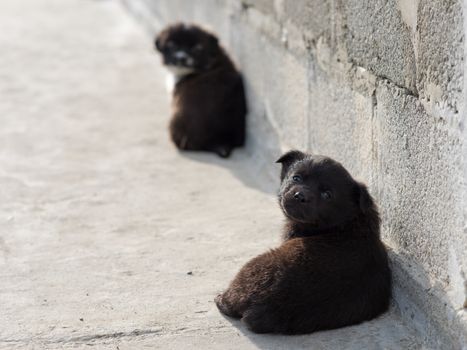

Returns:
293,191,307,203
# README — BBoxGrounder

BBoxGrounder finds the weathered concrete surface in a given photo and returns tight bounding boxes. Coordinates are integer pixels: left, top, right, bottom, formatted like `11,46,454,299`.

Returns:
124,0,467,348
0,0,424,349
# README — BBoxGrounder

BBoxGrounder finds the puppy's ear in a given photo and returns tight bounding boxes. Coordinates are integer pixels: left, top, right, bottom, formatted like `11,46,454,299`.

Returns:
276,150,306,181
155,38,161,51
354,182,373,213
155,34,163,52
210,35,219,46
155,27,170,52
205,32,219,48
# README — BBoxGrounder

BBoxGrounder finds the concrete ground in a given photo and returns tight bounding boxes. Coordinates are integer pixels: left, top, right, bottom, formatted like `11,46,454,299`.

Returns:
0,0,422,349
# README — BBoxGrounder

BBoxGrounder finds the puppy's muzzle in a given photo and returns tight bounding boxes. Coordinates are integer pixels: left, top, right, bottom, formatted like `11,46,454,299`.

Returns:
173,51,193,66
293,191,309,203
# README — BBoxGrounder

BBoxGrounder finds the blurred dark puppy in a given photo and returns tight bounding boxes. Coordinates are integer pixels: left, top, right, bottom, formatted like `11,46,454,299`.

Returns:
155,23,246,158
215,150,391,334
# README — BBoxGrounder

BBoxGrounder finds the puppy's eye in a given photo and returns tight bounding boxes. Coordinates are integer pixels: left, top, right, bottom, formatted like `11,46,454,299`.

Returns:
292,175,302,182
192,44,203,52
321,190,332,200
166,41,176,49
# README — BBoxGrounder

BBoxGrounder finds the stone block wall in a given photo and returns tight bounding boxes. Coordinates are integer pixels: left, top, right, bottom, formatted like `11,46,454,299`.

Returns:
123,1,467,347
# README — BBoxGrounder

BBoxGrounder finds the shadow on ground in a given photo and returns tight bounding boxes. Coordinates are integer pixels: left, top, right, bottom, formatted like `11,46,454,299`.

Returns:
216,305,419,350
217,313,331,350
179,148,279,195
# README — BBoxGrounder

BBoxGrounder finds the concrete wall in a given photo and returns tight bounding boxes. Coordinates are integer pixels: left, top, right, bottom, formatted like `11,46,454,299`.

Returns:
123,0,467,347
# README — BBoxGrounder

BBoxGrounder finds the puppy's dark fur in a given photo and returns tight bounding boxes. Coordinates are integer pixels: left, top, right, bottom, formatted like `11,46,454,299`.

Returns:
215,150,391,334
155,23,246,158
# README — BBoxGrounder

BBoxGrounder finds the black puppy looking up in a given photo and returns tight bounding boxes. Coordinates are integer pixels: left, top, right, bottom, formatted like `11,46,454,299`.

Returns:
215,150,391,334
155,23,246,158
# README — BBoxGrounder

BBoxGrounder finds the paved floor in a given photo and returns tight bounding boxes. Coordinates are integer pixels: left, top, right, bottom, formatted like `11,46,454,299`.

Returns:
0,0,422,349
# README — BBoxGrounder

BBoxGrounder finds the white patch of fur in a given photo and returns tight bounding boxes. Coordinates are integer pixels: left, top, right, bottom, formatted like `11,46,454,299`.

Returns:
166,65,195,76
164,65,195,94
165,73,176,94
173,50,188,59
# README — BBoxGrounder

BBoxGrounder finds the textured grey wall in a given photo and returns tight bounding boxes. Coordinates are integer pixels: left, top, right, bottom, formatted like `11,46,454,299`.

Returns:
123,0,467,347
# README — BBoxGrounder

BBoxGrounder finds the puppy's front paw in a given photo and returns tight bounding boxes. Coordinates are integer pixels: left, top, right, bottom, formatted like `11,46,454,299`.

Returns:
214,294,241,318
213,145,232,158
171,132,190,150
179,135,188,149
